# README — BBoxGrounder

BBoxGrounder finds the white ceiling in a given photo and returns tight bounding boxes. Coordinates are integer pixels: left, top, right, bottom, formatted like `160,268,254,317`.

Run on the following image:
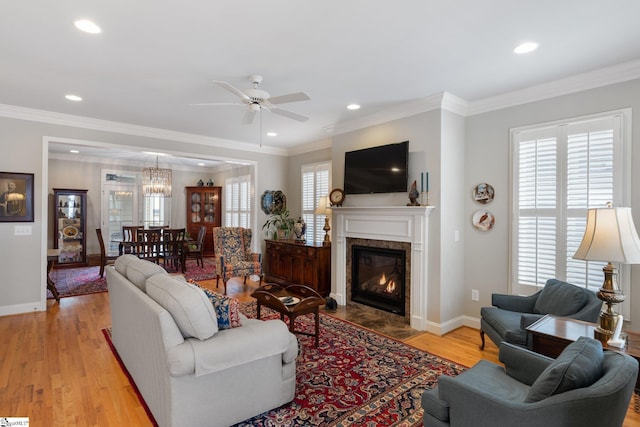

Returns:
3,1,640,158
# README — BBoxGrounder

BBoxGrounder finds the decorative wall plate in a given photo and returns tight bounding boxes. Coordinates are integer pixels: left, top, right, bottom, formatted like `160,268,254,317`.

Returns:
473,209,495,231
473,183,495,204
261,190,287,214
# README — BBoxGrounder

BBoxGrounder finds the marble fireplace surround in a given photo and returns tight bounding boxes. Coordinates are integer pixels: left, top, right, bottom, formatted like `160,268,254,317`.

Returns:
333,206,435,331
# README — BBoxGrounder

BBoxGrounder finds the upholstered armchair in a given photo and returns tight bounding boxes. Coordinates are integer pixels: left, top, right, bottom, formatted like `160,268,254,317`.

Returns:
422,337,637,427
212,227,262,294
480,279,602,350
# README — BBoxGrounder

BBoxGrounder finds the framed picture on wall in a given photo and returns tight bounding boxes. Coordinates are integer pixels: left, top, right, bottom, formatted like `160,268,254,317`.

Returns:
0,172,34,222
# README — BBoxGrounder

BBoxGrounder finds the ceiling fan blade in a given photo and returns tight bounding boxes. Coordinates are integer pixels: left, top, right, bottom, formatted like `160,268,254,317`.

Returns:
242,110,257,124
189,102,245,107
268,92,310,105
212,80,250,101
270,107,309,122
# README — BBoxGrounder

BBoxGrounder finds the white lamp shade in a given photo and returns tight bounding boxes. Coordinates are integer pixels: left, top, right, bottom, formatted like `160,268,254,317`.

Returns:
573,207,640,263
315,196,331,215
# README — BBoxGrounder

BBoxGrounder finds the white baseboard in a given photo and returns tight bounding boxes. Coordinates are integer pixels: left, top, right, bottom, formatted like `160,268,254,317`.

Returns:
424,315,481,336
0,301,45,316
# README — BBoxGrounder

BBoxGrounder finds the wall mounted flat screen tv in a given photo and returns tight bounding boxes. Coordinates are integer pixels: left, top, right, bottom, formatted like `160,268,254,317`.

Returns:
344,141,409,194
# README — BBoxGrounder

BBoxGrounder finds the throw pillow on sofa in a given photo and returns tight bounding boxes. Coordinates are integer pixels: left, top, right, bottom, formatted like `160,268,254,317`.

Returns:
146,274,219,340
190,280,242,329
525,336,604,402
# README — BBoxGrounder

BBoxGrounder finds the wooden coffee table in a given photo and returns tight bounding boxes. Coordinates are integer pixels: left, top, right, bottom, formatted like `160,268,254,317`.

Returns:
251,283,325,347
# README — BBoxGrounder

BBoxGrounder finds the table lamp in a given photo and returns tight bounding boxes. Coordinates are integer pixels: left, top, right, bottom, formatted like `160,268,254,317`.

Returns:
315,196,332,244
573,204,640,346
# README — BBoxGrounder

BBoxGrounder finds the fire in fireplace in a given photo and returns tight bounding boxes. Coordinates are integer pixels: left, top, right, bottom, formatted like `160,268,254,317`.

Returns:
351,245,406,316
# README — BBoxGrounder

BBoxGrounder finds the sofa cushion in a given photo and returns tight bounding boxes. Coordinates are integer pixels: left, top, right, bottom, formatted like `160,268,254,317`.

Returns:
114,254,140,276
480,307,528,346
146,274,218,340
192,281,241,329
525,336,604,402
533,279,587,316
126,259,167,292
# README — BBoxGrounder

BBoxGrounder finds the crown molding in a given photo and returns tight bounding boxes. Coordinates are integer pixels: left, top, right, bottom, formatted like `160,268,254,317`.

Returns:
324,93,447,137
5,59,640,157
286,137,333,156
0,104,288,156
466,59,640,115
324,60,640,139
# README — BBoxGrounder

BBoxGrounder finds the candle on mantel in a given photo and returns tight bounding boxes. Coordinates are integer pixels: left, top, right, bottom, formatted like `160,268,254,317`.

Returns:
420,173,424,192
426,172,429,192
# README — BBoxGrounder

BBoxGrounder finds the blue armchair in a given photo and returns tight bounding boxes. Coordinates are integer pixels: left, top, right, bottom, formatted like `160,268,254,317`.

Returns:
480,279,602,350
422,337,637,427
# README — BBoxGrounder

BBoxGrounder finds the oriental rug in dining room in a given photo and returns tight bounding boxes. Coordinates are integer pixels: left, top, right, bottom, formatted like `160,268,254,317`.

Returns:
103,301,466,426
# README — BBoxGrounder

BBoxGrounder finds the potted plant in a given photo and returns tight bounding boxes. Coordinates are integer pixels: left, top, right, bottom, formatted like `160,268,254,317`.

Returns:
262,208,295,240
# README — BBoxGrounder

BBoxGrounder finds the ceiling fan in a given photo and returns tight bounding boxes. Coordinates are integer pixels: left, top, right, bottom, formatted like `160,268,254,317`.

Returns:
190,74,310,124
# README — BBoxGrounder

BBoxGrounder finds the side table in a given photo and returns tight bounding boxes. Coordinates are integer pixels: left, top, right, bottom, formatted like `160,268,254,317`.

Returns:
526,314,640,411
251,283,325,347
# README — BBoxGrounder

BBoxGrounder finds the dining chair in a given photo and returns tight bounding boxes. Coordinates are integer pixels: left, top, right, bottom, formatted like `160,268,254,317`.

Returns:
96,228,117,278
134,228,162,263
161,228,186,271
121,225,143,254
183,225,206,272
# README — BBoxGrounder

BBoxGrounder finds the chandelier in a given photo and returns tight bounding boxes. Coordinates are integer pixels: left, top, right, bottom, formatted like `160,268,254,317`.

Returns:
142,156,172,197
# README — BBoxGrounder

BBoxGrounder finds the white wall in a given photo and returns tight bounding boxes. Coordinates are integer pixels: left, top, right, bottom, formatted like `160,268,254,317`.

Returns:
0,116,289,315
330,109,447,326
439,110,466,324
464,78,640,330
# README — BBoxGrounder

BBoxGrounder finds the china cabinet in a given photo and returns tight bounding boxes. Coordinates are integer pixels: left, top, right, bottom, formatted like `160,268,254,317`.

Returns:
186,186,221,255
53,188,88,267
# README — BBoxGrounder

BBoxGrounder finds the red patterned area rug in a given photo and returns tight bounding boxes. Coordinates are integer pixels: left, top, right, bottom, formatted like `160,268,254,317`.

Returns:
102,301,466,427
235,301,465,426
181,257,216,281
48,266,107,299
47,258,216,299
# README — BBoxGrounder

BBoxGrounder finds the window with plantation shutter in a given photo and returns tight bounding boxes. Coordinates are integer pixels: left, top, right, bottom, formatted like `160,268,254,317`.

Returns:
301,162,331,243
511,110,631,310
225,175,251,228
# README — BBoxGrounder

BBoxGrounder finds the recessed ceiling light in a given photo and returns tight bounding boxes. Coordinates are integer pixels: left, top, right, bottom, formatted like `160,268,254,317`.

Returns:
69,149,80,154
347,104,361,110
514,42,539,54
267,132,277,137
197,162,205,167
143,151,167,156
65,94,82,101
74,19,102,34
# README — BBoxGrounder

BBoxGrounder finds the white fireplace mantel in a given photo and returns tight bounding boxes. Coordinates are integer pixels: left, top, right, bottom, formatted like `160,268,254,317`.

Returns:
332,205,435,331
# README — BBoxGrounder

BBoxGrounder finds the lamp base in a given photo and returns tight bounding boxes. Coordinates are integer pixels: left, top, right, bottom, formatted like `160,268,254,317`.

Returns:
594,310,623,344
323,217,331,244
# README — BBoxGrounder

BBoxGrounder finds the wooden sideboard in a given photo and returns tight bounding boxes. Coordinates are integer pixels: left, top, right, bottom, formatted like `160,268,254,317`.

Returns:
264,239,331,297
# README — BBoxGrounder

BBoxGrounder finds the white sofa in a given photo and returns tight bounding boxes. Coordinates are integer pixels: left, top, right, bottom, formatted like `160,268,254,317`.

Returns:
106,255,298,427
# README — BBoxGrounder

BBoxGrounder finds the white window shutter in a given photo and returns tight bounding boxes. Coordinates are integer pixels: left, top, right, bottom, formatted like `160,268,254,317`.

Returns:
511,112,627,301
301,162,331,243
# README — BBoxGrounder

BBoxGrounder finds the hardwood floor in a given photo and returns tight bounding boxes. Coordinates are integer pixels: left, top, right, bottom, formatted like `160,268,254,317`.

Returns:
1,276,638,426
